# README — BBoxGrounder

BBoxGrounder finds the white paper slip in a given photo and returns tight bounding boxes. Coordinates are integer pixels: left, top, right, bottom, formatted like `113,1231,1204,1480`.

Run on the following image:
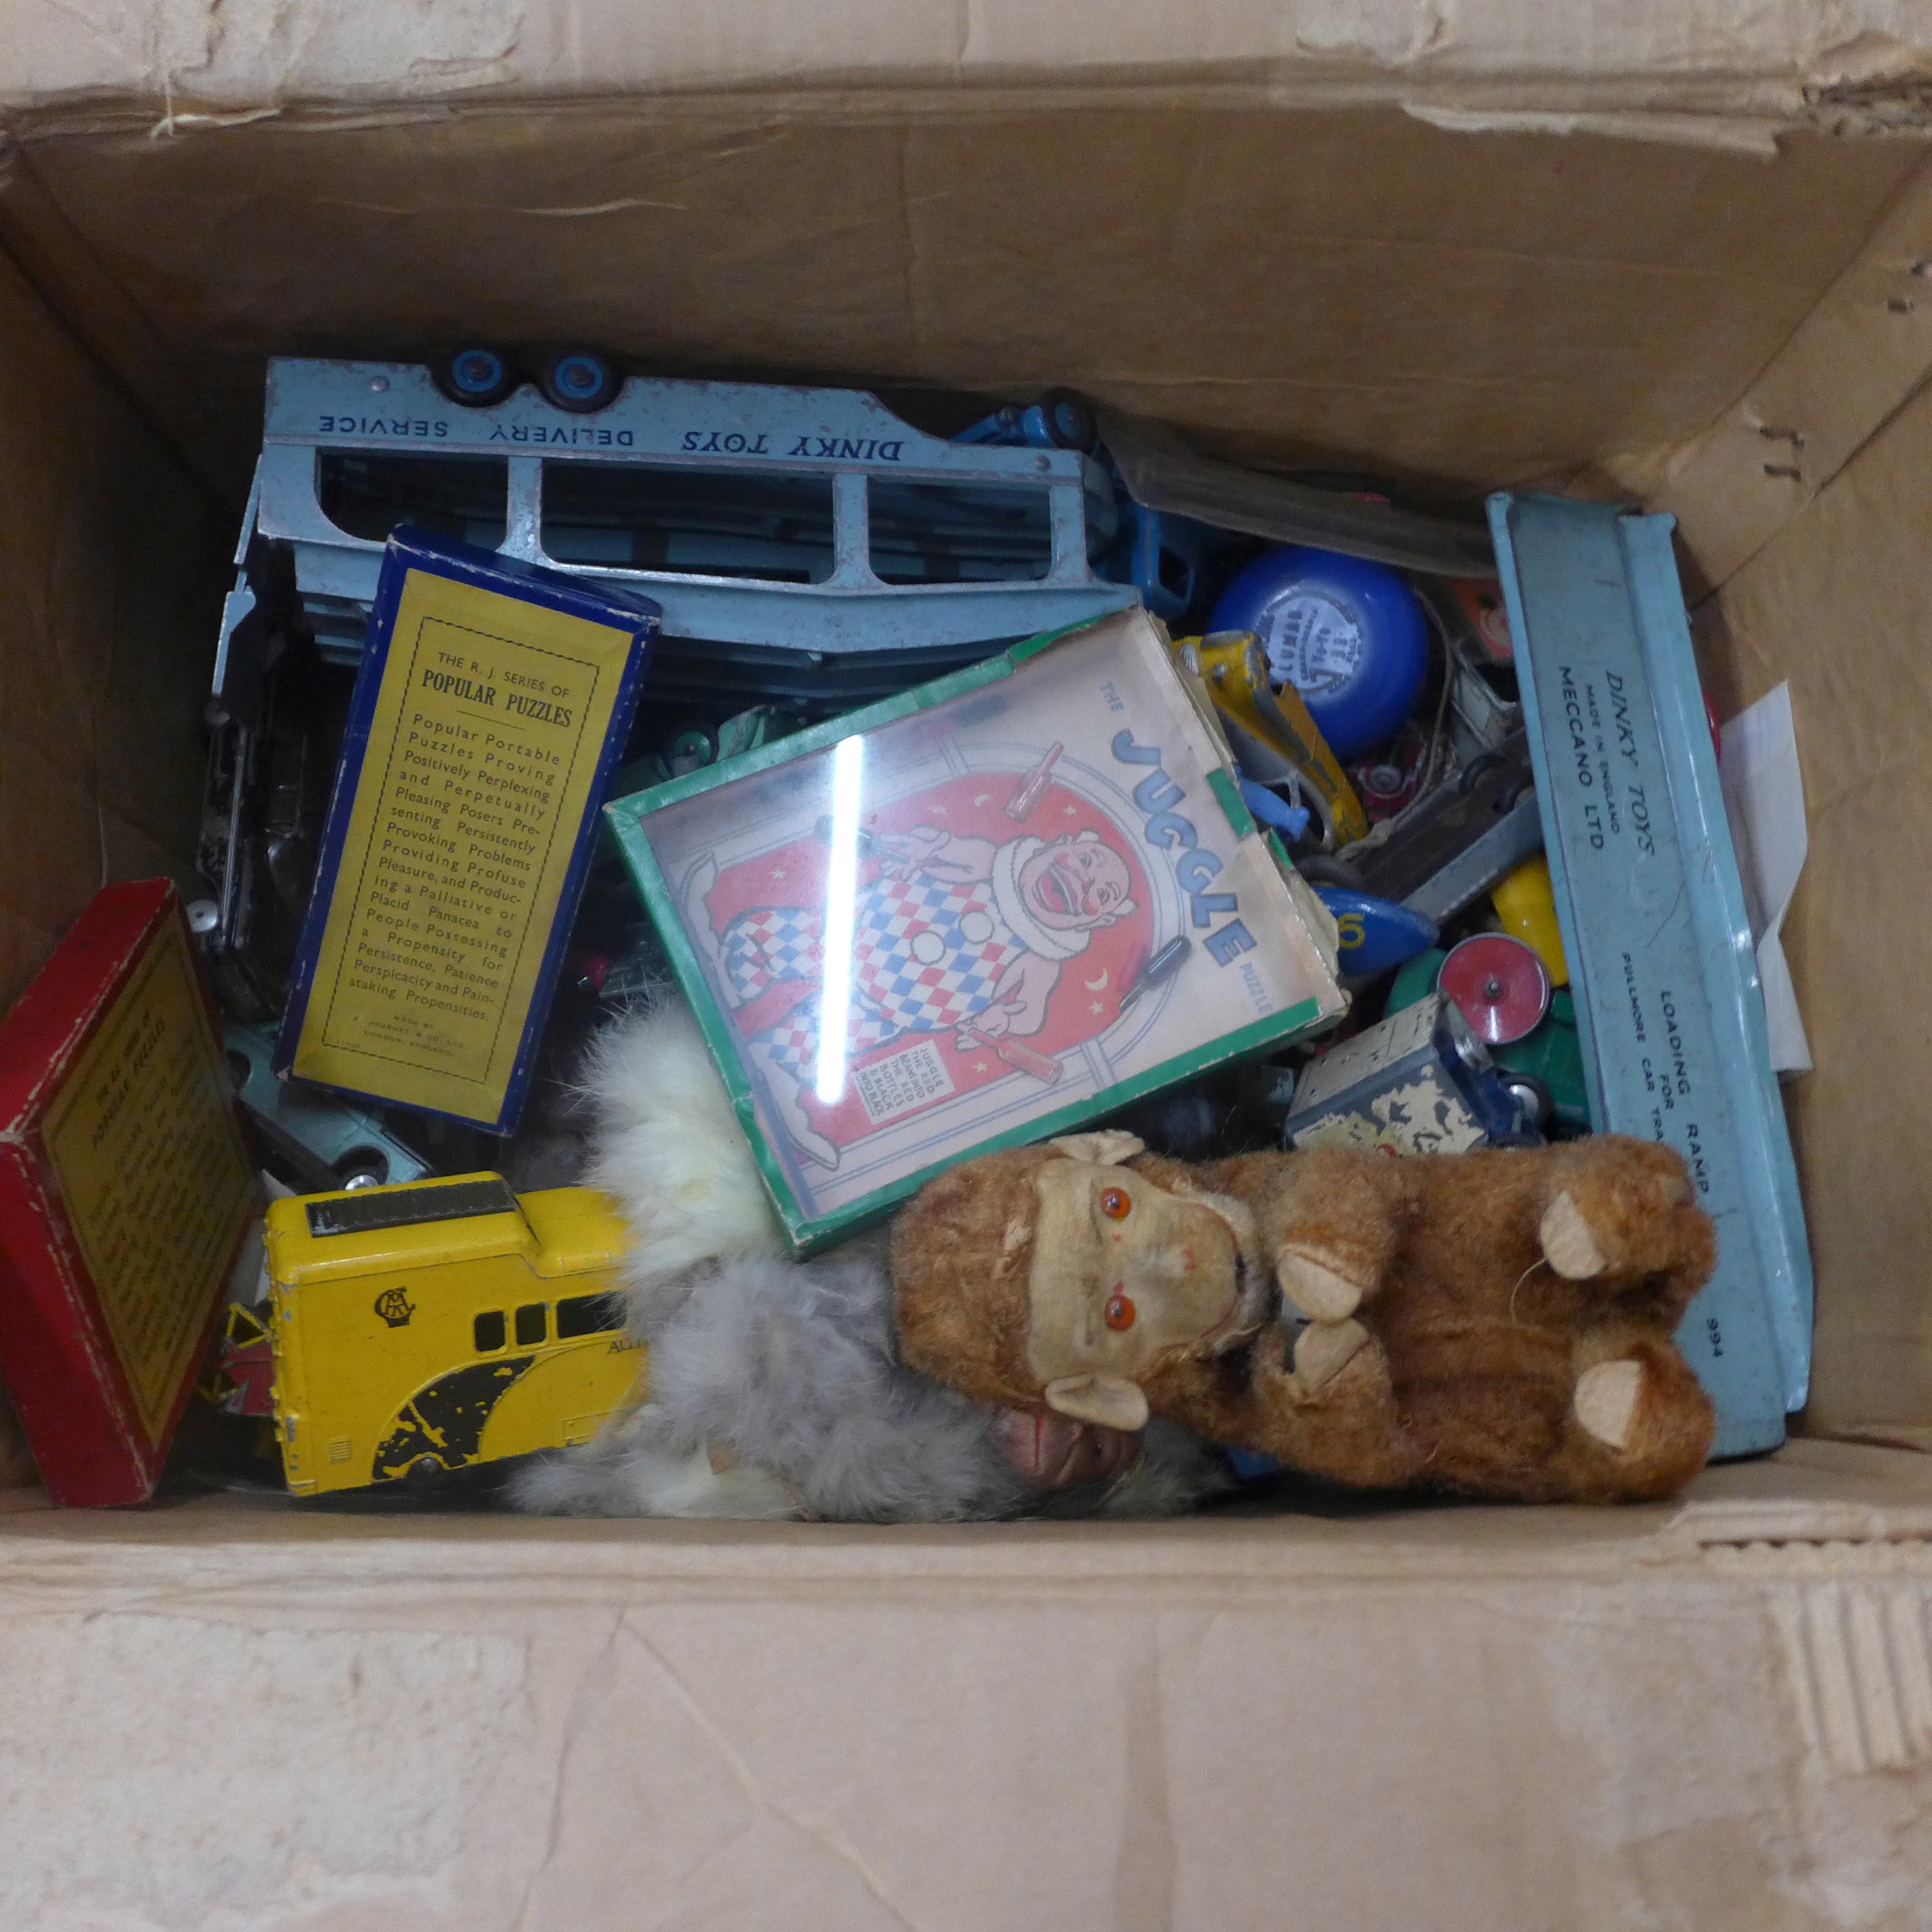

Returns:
1719,682,1811,1077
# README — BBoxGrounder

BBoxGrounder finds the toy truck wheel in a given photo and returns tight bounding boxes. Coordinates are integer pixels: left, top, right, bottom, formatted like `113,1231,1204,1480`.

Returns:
537,348,621,413
1457,750,1506,797
1500,1069,1555,1136
434,347,518,408
332,1146,390,1190
1036,388,1097,451
398,1453,451,1489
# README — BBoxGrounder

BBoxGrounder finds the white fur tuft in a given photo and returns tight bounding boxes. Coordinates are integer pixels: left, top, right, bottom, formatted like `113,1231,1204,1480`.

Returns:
580,996,785,1320
510,1427,801,1520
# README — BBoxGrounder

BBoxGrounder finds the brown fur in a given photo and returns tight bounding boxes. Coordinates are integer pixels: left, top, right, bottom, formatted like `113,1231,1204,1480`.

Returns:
894,1135,1718,1504
890,1147,1059,1408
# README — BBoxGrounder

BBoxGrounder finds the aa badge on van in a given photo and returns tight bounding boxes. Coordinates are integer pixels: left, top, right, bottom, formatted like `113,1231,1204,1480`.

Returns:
275,528,659,1133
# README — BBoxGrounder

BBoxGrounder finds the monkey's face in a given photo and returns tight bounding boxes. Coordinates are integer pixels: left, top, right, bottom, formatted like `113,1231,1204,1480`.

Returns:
1023,1149,1266,1431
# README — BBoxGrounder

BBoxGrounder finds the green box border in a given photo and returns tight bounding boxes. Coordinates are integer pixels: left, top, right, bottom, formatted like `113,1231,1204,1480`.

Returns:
604,616,1337,1251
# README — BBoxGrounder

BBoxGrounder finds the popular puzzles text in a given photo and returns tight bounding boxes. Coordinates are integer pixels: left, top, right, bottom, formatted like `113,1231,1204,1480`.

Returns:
323,615,592,1081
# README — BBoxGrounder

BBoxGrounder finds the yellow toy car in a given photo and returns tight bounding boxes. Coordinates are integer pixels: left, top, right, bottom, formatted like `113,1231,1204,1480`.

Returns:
263,1173,643,1496
1173,630,1370,848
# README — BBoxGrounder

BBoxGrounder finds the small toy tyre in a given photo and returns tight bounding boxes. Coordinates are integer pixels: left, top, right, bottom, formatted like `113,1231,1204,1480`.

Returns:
333,1145,392,1191
537,347,621,414
434,346,519,408
1499,1069,1556,1136
1034,388,1097,452
1456,751,1505,797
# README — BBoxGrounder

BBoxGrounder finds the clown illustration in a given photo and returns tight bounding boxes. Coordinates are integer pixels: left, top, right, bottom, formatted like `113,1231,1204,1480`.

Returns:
712,824,1138,1169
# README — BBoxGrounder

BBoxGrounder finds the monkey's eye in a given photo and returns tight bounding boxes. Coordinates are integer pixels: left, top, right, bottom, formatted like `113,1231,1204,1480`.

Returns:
1099,1186,1131,1220
1104,1292,1137,1331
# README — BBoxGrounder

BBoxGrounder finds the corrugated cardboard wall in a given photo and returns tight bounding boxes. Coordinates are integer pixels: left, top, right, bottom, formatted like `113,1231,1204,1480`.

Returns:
8,1444,1932,1929
0,110,1919,495
1711,381,1932,1443
0,246,228,1008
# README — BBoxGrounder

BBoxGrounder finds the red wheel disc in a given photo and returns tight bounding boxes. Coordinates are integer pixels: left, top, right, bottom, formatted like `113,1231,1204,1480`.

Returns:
1438,934,1551,1046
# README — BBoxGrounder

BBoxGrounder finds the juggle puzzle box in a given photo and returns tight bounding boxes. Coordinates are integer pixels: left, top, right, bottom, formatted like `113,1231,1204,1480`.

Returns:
606,608,1344,1249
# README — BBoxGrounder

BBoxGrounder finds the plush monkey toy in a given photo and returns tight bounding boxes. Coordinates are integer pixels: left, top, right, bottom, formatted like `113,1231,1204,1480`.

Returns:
893,1131,1719,1503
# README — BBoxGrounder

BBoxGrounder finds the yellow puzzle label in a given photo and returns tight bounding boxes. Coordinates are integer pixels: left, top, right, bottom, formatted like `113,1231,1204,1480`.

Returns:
292,566,638,1122
41,918,256,1441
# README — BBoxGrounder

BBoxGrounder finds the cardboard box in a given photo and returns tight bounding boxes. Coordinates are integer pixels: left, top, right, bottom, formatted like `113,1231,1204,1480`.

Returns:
4,4,1932,1921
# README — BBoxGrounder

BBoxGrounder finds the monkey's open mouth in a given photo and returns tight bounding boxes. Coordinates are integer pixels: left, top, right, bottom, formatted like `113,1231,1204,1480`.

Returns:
993,1407,1136,1487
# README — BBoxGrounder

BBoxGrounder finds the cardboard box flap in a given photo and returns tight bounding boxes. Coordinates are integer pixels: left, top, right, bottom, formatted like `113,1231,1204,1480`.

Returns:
4,1453,1932,1931
1707,366,1932,1445
1675,1438,1932,1546
1611,148,1932,591
0,243,227,1012
8,0,1932,145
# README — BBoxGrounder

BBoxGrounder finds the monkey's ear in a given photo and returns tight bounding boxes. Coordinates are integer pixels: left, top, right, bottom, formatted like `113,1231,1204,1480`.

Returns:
1048,1130,1144,1166
1044,1375,1150,1432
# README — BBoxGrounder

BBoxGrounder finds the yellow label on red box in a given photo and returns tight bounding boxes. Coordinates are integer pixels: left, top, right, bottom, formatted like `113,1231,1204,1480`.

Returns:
292,568,636,1122
40,917,256,1441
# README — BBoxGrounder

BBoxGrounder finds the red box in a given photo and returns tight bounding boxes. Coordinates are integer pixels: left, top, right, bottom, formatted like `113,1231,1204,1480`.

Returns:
0,880,258,1504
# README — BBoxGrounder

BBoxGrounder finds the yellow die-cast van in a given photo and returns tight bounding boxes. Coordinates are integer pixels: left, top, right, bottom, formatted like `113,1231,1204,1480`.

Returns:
264,1174,643,1496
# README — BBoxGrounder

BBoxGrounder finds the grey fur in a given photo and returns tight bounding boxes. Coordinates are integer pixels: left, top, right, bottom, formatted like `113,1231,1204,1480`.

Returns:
512,1237,1229,1523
